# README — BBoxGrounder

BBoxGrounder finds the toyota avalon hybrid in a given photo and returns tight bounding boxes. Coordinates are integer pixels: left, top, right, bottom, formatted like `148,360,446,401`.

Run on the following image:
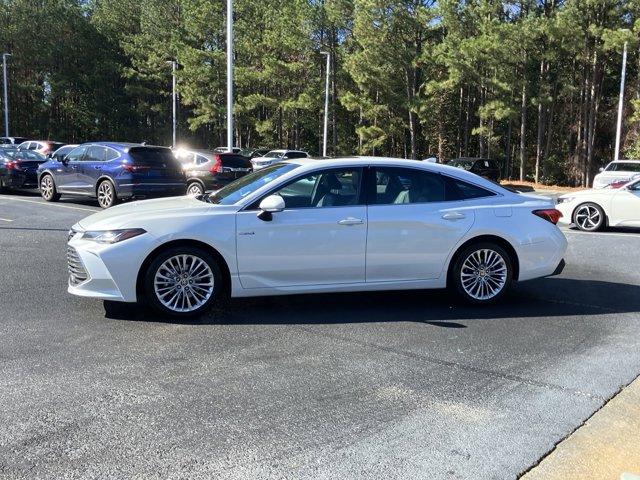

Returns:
67,157,567,316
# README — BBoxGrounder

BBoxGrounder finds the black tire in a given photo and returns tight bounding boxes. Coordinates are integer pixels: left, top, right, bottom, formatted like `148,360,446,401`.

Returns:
96,179,118,209
573,202,605,232
143,246,223,317
451,242,513,305
40,174,61,202
186,181,204,196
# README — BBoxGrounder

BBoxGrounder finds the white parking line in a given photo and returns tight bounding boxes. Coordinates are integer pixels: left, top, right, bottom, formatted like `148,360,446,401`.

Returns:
0,217,13,222
0,196,98,213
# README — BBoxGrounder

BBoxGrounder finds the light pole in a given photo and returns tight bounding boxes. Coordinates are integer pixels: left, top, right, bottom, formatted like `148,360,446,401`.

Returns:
166,60,177,147
226,0,233,152
2,53,11,138
320,51,330,157
614,41,628,162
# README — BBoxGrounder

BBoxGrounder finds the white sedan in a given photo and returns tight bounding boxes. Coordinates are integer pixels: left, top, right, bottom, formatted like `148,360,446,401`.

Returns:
556,177,640,231
67,157,567,316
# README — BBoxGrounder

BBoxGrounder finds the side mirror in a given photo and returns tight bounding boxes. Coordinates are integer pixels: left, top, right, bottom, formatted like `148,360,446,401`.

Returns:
257,194,285,221
598,167,604,173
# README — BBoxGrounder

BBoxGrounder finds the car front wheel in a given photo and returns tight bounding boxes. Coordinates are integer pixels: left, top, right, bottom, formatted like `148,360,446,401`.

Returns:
573,202,604,232
144,246,223,317
40,174,61,202
452,242,512,304
97,179,117,208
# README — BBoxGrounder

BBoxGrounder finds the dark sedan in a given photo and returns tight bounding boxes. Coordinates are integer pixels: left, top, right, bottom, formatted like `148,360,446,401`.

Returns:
176,149,252,196
0,148,48,192
447,157,501,182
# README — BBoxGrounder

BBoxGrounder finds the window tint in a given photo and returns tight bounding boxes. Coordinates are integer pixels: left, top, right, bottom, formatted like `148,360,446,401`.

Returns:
606,162,640,172
286,152,307,159
196,155,209,165
28,142,38,150
129,147,175,163
444,176,496,200
84,146,106,162
65,146,87,162
371,167,445,205
106,148,120,161
271,168,362,208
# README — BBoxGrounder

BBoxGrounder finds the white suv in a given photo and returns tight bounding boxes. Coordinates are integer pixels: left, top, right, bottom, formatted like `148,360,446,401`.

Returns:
251,149,308,170
592,160,640,189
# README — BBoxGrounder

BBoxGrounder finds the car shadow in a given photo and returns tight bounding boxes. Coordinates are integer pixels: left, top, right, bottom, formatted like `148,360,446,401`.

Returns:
3,188,101,208
566,225,640,235
104,277,640,326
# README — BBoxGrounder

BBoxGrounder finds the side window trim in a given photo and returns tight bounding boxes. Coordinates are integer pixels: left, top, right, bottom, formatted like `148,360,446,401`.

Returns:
243,167,365,211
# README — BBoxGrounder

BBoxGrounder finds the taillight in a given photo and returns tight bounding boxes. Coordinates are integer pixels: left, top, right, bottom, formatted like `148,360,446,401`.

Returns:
533,209,562,225
6,160,20,170
123,164,151,173
209,154,222,174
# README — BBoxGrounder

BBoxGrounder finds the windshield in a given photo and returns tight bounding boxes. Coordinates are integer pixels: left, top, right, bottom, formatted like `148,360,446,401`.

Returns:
207,163,300,205
605,162,640,172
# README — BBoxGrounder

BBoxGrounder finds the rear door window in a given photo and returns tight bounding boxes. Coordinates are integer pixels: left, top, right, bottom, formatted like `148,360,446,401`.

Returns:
106,148,120,161
65,146,88,162
84,146,107,162
370,167,445,204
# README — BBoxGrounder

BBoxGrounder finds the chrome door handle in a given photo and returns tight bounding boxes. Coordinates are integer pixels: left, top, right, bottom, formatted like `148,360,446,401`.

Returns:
442,212,466,220
338,217,364,226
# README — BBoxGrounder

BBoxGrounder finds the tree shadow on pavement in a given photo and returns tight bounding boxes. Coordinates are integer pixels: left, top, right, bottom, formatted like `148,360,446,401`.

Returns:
104,276,640,326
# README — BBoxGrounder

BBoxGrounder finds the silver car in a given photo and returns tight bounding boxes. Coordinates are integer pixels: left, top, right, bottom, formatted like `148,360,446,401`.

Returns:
251,149,308,170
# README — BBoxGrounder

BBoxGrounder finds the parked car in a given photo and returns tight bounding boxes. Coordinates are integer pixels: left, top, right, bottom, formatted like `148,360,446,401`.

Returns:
447,157,501,181
239,148,270,159
67,157,567,317
37,142,186,208
49,144,79,162
592,160,640,189
17,140,66,156
0,136,27,145
0,148,48,192
556,177,640,231
213,147,242,154
175,148,252,196
251,149,308,170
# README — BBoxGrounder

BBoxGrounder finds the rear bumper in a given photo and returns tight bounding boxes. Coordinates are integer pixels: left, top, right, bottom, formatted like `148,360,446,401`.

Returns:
549,258,566,276
1,172,38,188
115,181,186,199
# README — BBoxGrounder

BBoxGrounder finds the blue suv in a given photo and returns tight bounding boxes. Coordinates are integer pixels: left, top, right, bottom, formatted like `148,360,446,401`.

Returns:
37,142,186,208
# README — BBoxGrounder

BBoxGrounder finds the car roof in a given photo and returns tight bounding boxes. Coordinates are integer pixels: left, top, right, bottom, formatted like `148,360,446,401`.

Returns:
80,142,169,152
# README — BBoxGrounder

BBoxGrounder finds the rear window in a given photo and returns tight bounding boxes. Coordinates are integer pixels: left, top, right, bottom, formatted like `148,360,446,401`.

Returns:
129,147,176,163
606,162,640,172
444,176,496,200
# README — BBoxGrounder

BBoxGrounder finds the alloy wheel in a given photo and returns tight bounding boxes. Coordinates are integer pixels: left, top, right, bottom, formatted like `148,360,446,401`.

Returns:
460,248,508,301
97,181,114,208
187,183,204,196
41,176,54,200
574,204,602,231
153,254,215,313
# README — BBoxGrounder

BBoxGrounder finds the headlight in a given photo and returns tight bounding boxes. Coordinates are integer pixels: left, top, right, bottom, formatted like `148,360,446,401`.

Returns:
81,228,146,244
556,196,575,204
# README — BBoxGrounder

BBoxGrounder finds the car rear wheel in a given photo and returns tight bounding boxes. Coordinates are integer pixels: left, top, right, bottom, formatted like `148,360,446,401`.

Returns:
452,242,512,304
186,181,204,196
144,246,223,317
97,179,117,209
573,202,604,232
40,174,60,202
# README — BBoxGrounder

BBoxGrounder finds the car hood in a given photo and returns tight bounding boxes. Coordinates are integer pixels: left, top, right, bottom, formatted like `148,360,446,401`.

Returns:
558,189,604,199
76,196,225,231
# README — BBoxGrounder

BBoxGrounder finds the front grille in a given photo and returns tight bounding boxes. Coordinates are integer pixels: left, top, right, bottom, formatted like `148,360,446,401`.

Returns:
67,246,89,286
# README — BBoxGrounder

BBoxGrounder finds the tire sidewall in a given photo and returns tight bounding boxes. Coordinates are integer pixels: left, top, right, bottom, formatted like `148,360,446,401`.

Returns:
573,202,604,232
144,246,223,317
452,242,513,305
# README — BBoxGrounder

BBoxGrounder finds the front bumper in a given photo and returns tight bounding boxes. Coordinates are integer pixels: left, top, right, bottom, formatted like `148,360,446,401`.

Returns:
67,231,154,302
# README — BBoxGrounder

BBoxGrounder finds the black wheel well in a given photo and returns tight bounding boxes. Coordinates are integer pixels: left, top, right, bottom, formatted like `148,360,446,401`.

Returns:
136,239,231,300
187,178,205,187
447,235,520,283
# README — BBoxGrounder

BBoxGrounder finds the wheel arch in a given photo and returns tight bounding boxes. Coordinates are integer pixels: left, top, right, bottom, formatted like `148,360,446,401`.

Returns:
136,239,232,301
95,175,117,197
446,234,520,283
572,201,609,227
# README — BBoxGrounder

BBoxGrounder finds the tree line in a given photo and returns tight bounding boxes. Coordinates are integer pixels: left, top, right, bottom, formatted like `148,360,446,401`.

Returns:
1,0,638,186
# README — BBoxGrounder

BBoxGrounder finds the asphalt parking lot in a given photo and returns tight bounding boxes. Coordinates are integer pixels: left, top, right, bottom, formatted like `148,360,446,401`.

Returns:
1,191,639,480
